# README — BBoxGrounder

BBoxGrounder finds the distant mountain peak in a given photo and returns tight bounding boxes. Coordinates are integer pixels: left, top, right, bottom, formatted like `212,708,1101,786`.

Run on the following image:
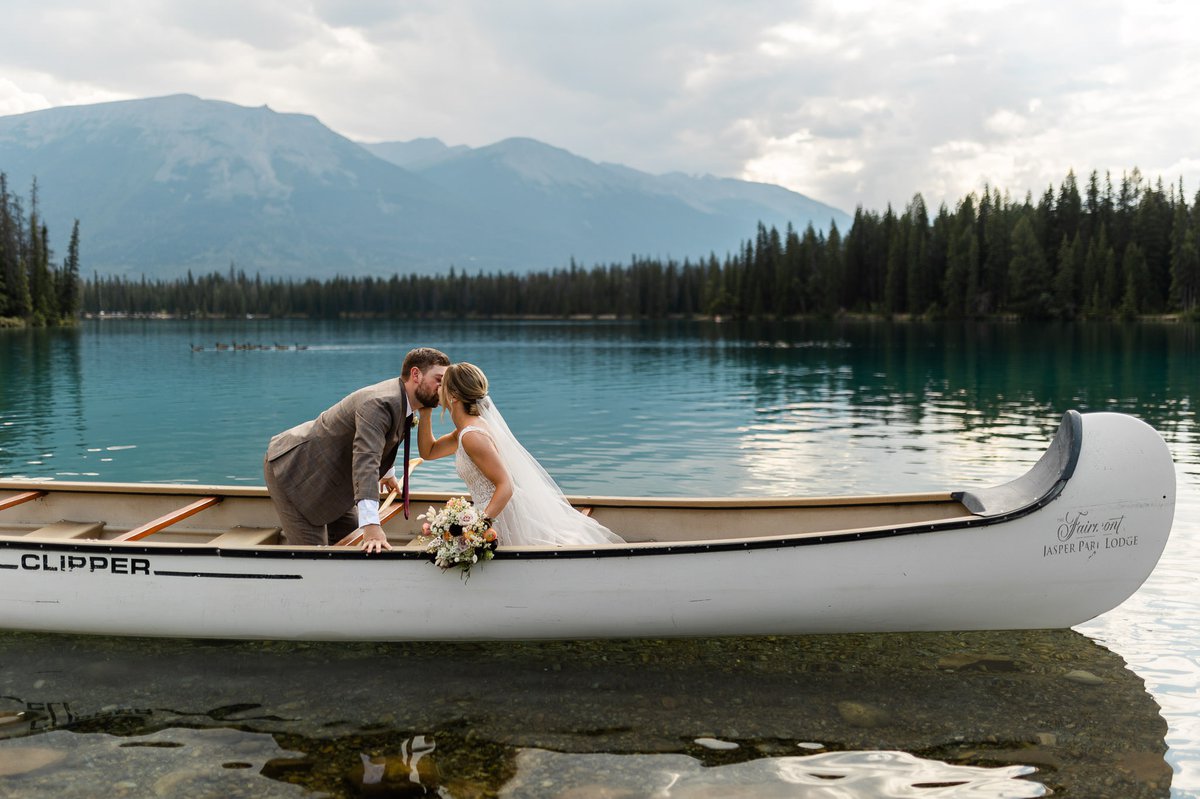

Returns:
0,95,850,277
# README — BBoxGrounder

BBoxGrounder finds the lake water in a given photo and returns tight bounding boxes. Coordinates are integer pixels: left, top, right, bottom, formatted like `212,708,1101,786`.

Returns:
0,318,1197,797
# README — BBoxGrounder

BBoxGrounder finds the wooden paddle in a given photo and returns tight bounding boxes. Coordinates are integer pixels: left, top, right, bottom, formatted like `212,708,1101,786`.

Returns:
335,458,424,547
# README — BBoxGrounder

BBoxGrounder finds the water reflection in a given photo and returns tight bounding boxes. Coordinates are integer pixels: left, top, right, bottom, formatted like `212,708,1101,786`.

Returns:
0,327,84,477
2,319,1198,492
0,629,1170,797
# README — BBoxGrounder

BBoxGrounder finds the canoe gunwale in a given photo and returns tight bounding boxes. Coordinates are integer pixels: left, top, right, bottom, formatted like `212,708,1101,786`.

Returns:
0,479,956,509
0,410,1088,561
0,483,1055,562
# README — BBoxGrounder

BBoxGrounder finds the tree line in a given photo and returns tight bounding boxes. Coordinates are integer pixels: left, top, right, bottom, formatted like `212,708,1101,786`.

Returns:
0,174,81,326
12,167,1200,323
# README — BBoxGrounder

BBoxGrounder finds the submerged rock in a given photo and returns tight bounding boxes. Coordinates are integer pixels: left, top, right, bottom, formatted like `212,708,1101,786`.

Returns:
1063,669,1105,686
0,747,65,776
694,737,739,750
836,701,891,728
936,653,1020,671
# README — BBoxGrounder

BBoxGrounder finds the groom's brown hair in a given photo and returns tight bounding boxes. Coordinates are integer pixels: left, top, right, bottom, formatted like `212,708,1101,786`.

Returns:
402,347,450,378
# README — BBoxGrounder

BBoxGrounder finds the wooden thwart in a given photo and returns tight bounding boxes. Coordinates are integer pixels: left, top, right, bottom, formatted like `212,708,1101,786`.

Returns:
0,491,46,512
113,496,221,542
210,526,280,547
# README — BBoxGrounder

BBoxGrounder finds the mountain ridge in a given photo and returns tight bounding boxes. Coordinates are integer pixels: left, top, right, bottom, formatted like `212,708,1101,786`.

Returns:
0,94,850,277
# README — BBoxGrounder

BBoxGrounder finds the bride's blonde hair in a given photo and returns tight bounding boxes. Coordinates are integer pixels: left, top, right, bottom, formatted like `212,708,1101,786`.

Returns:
440,362,489,416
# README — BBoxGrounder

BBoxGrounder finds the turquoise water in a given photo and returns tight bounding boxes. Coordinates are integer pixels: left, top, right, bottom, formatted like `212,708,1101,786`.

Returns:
0,318,1197,797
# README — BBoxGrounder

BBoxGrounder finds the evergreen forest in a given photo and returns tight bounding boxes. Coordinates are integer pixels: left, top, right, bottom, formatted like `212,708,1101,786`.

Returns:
5,168,1200,324
0,174,81,326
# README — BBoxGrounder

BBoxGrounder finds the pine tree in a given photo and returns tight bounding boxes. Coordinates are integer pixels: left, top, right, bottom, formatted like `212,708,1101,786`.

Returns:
1057,170,1083,244
1170,226,1199,312
903,194,931,314
981,188,1010,311
818,222,842,316
1133,178,1172,310
1100,245,1119,313
1053,234,1078,318
1119,242,1149,318
1169,195,1199,312
58,220,82,319
1008,216,1052,318
943,224,969,319
1,184,32,319
883,218,907,315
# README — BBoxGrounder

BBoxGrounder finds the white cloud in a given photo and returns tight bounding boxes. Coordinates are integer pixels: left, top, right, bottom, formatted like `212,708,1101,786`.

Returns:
1,0,1199,212
0,78,51,116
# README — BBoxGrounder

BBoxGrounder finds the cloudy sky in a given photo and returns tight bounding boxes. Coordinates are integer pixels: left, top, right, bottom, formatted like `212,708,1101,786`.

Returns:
1,0,1198,213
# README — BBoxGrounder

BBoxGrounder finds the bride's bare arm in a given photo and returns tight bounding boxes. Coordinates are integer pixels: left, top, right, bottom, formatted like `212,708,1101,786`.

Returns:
461,430,513,519
417,409,458,460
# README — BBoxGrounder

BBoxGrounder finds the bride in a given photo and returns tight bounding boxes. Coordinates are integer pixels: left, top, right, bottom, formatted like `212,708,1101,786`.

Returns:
416,362,624,547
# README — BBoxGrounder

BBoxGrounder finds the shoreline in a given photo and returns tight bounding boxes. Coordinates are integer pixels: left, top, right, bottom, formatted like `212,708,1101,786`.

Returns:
4,311,1195,327
75,311,1196,324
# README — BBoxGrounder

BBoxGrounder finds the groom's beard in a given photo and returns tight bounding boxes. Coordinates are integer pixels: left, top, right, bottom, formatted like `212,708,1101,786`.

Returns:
415,385,440,409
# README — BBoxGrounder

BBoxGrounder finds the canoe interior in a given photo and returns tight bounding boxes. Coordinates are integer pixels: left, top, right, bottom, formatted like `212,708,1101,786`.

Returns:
0,413,1086,549
0,481,975,548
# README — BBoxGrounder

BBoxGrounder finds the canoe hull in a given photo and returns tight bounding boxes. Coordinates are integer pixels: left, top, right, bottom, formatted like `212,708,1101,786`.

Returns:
0,412,1175,640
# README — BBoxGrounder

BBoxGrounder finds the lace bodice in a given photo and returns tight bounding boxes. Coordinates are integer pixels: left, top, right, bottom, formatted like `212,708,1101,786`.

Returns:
455,426,496,511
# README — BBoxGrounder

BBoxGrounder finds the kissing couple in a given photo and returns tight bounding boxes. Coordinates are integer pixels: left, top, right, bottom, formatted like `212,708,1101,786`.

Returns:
264,347,623,553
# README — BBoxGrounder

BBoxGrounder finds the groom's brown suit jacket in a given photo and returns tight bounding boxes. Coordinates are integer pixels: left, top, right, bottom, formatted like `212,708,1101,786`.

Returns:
266,378,410,525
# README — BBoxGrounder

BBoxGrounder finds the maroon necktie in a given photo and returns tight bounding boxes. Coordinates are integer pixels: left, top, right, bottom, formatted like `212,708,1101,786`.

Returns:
402,403,412,519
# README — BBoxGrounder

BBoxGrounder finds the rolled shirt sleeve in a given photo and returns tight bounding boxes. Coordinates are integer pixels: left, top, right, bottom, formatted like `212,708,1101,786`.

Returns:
357,498,381,527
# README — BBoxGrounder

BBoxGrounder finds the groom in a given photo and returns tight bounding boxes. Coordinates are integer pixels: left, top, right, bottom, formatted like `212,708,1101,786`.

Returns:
263,347,450,552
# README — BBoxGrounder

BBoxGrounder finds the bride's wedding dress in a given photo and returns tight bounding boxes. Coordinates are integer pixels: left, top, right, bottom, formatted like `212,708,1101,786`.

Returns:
455,399,624,547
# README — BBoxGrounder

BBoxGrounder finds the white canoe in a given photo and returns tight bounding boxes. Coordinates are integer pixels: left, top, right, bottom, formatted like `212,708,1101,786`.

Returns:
0,411,1175,641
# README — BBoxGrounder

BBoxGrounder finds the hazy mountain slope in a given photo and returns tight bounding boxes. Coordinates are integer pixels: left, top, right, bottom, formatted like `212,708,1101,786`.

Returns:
0,96,850,277
0,96,490,276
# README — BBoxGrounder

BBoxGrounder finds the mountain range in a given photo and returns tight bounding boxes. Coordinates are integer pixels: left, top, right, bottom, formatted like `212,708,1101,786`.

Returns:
0,94,850,278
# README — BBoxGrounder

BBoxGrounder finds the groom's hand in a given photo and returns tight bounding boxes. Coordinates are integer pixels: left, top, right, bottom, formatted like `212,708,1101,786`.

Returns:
361,524,392,554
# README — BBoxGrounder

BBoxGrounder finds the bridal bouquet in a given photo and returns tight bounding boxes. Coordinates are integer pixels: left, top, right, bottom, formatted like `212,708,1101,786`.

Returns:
416,497,499,576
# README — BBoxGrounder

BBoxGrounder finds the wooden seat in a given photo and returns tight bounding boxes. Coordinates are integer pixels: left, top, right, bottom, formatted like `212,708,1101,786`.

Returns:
210,526,280,547
28,521,105,540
